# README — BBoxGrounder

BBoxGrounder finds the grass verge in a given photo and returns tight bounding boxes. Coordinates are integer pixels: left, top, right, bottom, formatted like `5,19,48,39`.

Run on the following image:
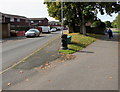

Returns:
59,33,102,54
112,30,120,34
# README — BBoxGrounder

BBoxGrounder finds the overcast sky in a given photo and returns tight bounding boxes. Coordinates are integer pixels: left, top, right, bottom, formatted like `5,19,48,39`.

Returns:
0,0,118,22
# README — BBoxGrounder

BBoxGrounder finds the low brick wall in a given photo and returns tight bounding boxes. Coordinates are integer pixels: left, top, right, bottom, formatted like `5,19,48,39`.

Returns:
16,31,25,36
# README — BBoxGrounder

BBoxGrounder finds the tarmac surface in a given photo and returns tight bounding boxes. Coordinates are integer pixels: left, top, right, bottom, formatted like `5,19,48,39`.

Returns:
3,33,119,90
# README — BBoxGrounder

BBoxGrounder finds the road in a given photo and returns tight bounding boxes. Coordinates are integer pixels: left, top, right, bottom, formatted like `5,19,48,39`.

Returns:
2,31,61,70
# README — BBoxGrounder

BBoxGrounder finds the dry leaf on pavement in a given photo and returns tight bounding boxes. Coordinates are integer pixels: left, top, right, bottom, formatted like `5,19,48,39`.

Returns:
7,83,11,86
19,71,23,74
108,77,113,79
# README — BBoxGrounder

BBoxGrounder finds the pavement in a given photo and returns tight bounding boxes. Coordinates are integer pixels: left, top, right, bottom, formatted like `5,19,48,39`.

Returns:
3,33,118,90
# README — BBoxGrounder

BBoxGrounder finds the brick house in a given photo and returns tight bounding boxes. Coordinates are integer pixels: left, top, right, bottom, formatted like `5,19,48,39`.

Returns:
29,18,49,27
1,12,30,37
1,12,30,28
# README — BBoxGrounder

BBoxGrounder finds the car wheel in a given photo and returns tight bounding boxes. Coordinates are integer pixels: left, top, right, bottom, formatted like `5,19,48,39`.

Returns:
34,33,36,37
37,34,40,37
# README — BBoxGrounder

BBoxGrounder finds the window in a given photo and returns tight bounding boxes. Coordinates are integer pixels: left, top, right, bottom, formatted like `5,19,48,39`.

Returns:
31,21,34,23
10,18,14,22
26,20,28,22
17,19,20,22
55,23,58,25
39,21,41,23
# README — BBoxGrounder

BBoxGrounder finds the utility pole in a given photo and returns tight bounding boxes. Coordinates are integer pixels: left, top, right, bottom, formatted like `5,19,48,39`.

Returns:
61,0,63,35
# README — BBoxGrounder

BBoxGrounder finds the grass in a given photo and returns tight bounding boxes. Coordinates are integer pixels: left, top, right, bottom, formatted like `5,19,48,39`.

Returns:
112,30,120,34
59,33,101,54
59,50,76,54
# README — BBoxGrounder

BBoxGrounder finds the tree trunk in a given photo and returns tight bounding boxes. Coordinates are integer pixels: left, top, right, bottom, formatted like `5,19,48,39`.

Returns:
80,13,86,35
69,26,74,33
82,22,86,35
68,23,75,33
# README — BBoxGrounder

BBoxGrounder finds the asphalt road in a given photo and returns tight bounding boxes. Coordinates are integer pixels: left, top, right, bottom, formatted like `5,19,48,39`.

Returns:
2,31,61,70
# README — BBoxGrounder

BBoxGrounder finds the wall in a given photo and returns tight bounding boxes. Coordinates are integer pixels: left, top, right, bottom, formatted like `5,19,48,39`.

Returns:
0,23,10,38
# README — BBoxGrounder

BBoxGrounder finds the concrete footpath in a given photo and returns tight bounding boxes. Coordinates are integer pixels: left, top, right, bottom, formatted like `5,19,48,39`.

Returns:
6,33,118,90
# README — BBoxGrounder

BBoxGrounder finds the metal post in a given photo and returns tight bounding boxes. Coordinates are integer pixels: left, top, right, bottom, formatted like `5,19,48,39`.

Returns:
61,0,63,35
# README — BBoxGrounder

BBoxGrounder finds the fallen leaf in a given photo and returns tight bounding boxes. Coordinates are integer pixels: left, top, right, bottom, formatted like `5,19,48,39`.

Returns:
48,80,51,82
7,83,11,86
45,63,49,66
109,77,113,79
61,60,64,63
25,78,29,81
47,65,51,68
19,71,23,73
44,67,47,69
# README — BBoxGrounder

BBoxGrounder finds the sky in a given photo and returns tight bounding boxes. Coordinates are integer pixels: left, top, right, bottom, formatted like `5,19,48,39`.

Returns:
0,0,118,22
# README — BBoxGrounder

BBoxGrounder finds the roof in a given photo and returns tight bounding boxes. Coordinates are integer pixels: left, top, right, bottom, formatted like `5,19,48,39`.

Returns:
1,12,28,19
49,21,60,23
29,18,48,21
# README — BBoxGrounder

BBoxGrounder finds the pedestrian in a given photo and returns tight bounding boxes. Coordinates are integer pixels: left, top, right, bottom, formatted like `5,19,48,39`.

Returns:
107,28,113,39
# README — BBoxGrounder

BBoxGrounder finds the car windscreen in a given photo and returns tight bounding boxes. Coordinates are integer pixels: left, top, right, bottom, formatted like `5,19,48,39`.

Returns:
28,30,36,32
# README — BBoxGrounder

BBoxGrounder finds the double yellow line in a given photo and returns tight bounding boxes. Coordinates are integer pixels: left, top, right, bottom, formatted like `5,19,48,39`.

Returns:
0,34,61,74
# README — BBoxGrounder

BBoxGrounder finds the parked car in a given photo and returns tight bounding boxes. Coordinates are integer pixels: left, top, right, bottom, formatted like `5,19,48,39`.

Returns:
25,29,40,37
56,27,64,31
50,28,57,32
39,26,51,33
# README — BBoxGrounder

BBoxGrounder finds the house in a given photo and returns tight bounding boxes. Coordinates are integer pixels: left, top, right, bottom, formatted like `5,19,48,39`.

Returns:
1,12,30,37
1,12,30,28
29,18,49,27
49,21,61,27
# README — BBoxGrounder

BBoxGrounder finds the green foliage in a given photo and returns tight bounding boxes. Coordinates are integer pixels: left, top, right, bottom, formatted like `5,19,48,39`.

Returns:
44,2,120,23
117,13,120,28
112,13,120,28
44,2,97,26
105,21,112,28
91,20,101,27
112,20,117,28
91,20,106,28
112,30,120,34
59,50,75,54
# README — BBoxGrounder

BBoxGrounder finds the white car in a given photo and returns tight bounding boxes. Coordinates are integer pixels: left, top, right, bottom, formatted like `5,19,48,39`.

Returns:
39,26,51,33
50,28,57,32
25,29,40,37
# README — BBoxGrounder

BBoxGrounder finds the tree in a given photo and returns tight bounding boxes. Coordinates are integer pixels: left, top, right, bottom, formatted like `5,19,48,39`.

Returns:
117,13,120,28
112,13,120,28
44,2,120,35
91,20,101,27
105,21,112,28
